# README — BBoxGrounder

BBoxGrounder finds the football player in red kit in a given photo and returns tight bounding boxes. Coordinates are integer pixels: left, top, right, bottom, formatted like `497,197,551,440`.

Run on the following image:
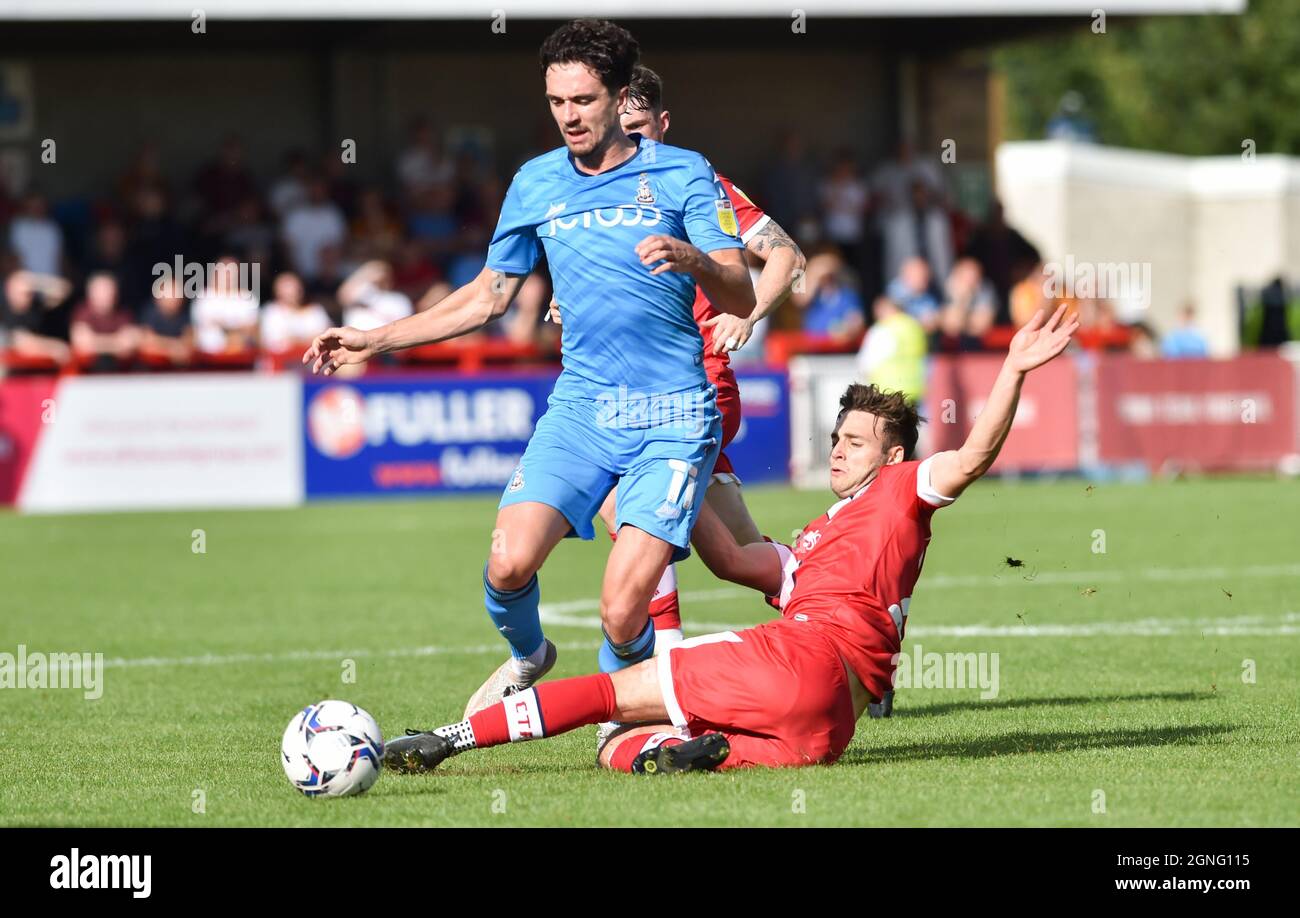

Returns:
385,305,1078,774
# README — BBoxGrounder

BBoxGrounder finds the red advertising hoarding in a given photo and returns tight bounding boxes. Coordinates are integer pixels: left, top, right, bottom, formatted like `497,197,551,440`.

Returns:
1095,354,1296,471
924,354,1079,472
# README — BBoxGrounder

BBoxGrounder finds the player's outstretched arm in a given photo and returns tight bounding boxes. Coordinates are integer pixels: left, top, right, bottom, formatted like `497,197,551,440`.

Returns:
928,304,1080,498
690,502,783,596
302,267,526,375
702,219,806,354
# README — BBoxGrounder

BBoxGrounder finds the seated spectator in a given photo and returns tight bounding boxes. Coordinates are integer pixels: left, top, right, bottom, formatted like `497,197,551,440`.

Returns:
70,273,139,372
790,250,866,343
351,187,404,263
223,196,276,270
339,260,413,332
886,256,941,332
406,183,460,263
139,278,193,367
935,257,997,351
392,238,440,301
85,221,137,311
857,295,927,404
260,272,330,354
1,270,71,367
1160,305,1210,359
192,256,259,354
1128,321,1159,359
8,191,64,276
282,177,347,284
269,150,311,219
1072,297,1130,351
1010,262,1052,328
192,134,257,239
397,118,453,201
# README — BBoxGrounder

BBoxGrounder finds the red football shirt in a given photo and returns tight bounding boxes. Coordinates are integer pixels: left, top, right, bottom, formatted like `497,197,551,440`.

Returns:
766,457,955,699
694,174,769,379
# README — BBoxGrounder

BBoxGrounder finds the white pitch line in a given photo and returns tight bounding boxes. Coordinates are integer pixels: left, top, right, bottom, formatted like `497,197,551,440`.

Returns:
539,598,1300,638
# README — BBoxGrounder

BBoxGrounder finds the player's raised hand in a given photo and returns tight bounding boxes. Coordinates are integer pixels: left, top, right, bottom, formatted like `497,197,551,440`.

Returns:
302,326,375,376
702,312,754,355
635,234,703,276
1006,304,1080,374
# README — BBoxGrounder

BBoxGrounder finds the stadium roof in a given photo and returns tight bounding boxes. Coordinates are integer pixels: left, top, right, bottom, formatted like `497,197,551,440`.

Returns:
0,0,1247,20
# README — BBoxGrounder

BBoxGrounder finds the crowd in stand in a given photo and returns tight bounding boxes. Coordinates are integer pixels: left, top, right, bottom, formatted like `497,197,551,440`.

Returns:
0,121,1212,375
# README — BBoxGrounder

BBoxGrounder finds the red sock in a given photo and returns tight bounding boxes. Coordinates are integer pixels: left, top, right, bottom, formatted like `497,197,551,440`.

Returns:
608,732,684,773
466,673,617,747
648,563,682,631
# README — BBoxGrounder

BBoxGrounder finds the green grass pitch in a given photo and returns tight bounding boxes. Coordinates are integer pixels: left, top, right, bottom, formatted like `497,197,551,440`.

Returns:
1,477,1297,826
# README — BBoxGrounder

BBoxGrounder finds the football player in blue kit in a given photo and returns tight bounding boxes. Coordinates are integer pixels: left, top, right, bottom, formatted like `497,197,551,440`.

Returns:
303,19,756,717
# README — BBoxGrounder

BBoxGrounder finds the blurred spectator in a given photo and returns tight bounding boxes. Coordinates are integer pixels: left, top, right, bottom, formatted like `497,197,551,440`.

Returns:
268,150,311,219
882,179,953,288
1240,277,1299,348
224,196,277,270
1010,262,1053,328
139,278,193,366
260,272,330,354
85,221,137,311
392,238,440,301
320,150,360,220
397,118,453,201
1128,321,1159,359
886,256,941,333
820,149,870,264
1045,91,1097,143
125,186,187,288
351,187,404,263
762,130,821,242
964,199,1039,322
790,249,866,342
857,295,927,403
282,178,347,284
935,257,997,350
1160,304,1210,359
1,271,71,366
192,256,259,354
407,183,460,263
1072,297,1130,351
870,141,946,215
8,191,64,276
70,273,138,372
339,261,413,332
117,143,171,218
193,135,258,237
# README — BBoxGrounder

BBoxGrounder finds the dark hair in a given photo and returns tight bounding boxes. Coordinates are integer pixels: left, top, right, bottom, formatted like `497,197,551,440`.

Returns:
539,19,639,94
833,383,924,459
627,65,664,114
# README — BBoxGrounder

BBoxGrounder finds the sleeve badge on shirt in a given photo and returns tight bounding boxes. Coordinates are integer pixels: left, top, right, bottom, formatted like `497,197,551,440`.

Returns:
715,197,739,237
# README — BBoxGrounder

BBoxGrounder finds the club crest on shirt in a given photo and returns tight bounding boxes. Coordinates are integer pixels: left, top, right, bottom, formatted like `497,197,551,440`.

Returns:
636,173,656,205
507,464,525,493
715,197,738,237
798,528,822,554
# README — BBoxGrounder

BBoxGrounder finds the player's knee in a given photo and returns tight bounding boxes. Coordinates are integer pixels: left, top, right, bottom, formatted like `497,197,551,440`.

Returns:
485,551,539,592
599,595,644,644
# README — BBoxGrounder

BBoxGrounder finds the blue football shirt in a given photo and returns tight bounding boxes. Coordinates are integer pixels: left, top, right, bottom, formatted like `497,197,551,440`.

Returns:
486,134,745,398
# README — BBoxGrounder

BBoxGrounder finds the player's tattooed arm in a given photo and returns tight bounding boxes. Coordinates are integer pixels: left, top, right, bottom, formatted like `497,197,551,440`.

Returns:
703,220,807,355
928,304,1080,497
690,503,783,597
303,267,525,374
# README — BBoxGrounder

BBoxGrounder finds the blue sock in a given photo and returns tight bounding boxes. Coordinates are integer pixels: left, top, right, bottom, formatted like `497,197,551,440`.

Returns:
483,566,544,660
598,619,656,673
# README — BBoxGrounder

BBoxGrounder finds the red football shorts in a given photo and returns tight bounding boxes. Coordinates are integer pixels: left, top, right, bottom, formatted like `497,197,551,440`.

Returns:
657,617,857,769
709,365,742,478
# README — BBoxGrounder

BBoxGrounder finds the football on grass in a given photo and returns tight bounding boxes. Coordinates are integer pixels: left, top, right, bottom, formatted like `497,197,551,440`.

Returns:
281,700,384,797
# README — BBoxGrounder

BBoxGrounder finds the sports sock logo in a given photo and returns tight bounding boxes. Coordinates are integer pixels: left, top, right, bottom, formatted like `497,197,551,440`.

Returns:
49,849,151,898
505,687,544,742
